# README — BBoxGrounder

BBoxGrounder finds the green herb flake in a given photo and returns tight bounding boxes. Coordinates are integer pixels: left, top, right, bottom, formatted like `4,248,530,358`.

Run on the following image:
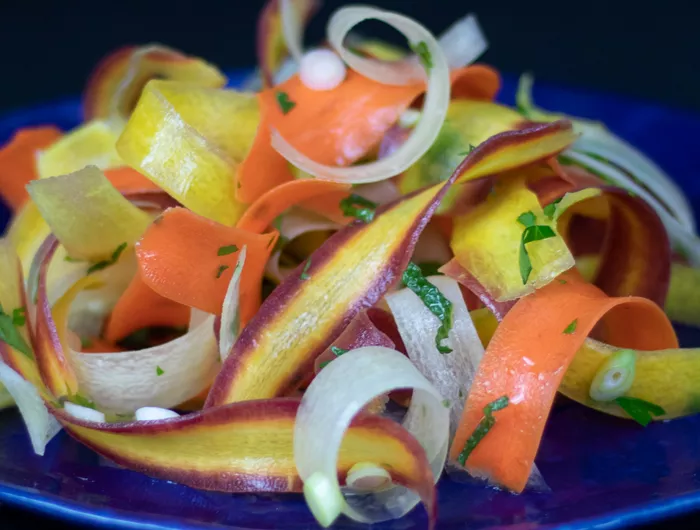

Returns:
216,265,230,279
442,399,451,408
518,221,556,284
563,318,578,334
458,144,476,157
275,91,296,114
410,40,433,71
156,366,165,376
80,337,93,349
458,395,509,465
543,198,563,220
330,346,349,357
12,307,26,327
318,360,331,370
558,279,567,285
0,305,32,358
217,245,239,256
517,211,537,228
64,255,84,263
339,194,377,223
402,262,453,353
300,259,312,281
614,396,665,426
87,242,127,275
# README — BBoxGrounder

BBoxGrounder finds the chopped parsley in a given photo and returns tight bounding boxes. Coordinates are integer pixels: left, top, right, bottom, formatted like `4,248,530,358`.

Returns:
300,259,312,280
318,360,331,369
0,305,32,358
12,307,26,327
217,245,239,256
156,366,165,376
458,144,476,156
442,399,451,408
402,262,453,354
543,197,563,220
64,255,84,263
558,279,567,285
563,319,578,334
330,346,348,357
87,242,127,275
275,91,296,114
339,194,378,223
457,395,509,465
80,337,93,349
410,41,433,71
215,265,230,279
517,211,556,284
614,396,665,426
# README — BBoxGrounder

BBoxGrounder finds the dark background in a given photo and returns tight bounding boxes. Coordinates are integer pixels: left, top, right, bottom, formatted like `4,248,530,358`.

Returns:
0,0,698,113
0,0,699,527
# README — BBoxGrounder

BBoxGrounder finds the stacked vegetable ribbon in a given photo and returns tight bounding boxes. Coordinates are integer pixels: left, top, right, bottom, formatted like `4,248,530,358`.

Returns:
0,1,698,528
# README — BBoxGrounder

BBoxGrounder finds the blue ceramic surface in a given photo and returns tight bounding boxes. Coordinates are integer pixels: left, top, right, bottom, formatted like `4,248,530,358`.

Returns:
1,71,700,529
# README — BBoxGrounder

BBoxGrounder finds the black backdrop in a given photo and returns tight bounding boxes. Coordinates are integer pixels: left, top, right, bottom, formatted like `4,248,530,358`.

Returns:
0,0,698,113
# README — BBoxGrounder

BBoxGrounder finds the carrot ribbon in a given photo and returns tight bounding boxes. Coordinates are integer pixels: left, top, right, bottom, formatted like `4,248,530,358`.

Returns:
449,269,677,493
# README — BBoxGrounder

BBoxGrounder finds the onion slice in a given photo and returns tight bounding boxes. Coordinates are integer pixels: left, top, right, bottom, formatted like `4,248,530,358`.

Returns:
219,247,246,361
280,0,305,62
0,362,61,456
437,15,488,70
386,276,483,437
294,346,448,525
272,6,451,183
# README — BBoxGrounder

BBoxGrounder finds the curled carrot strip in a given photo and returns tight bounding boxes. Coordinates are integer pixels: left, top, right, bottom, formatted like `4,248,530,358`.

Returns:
237,70,426,203
449,64,501,101
236,179,351,233
136,207,276,324
449,269,677,493
0,126,62,210
104,272,191,343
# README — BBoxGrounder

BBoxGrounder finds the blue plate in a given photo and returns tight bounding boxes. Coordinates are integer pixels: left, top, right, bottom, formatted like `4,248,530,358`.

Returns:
1,71,700,530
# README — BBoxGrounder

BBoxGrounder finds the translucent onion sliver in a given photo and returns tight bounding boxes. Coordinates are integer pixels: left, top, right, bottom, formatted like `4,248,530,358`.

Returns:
294,346,449,524
0,363,61,456
386,276,483,437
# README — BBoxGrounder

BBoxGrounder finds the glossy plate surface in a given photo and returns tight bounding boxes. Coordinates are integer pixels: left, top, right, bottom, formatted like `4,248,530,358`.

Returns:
1,71,700,530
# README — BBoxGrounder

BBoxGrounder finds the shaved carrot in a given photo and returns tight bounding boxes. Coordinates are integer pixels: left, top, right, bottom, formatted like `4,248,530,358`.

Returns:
449,269,677,493
104,272,191,343
237,179,351,233
136,207,276,324
297,189,357,225
0,126,62,209
237,70,425,203
450,65,501,101
103,166,161,193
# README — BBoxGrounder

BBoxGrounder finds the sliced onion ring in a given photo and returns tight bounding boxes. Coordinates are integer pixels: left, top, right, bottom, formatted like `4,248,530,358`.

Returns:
294,346,448,525
272,6,450,184
219,247,246,361
0,363,61,456
280,0,305,62
386,276,484,437
437,14,488,70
